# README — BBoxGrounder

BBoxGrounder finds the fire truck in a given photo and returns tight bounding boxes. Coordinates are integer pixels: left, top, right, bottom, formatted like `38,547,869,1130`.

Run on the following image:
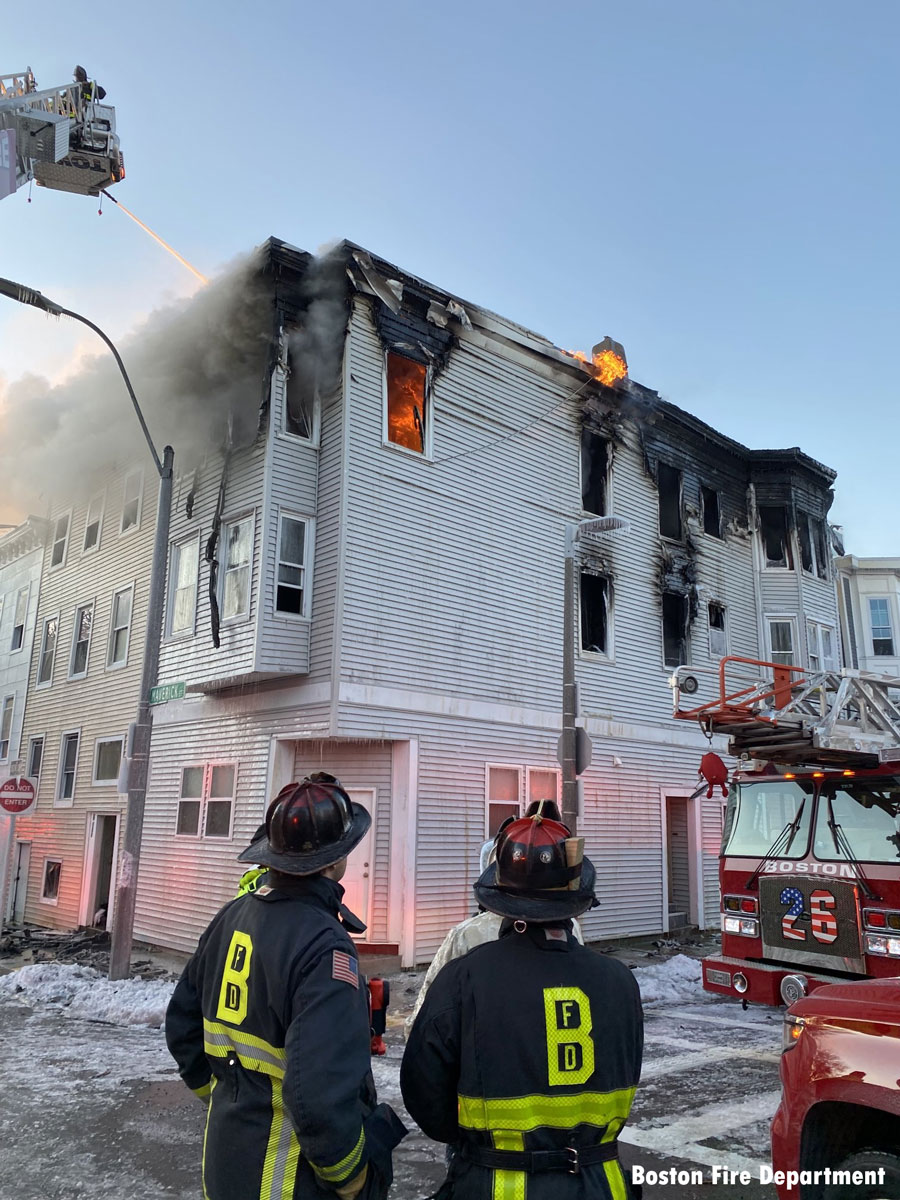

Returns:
671,656,900,1007
0,67,124,200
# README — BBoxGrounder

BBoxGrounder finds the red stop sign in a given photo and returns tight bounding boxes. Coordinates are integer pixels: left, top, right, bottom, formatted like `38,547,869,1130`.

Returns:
0,777,36,815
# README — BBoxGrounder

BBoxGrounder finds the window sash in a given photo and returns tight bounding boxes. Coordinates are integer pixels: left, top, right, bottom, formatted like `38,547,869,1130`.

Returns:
171,538,199,634
386,353,428,453
41,860,62,902
768,620,795,666
121,471,143,532
83,495,104,552
0,696,13,759
223,517,253,620
177,763,236,839
28,736,44,779
70,604,93,677
276,516,306,615
11,587,28,651
108,588,133,666
38,617,58,684
94,738,123,784
50,514,70,567
59,733,79,800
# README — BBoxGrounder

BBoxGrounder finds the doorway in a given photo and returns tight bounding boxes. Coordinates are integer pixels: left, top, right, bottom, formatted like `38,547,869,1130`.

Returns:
341,789,375,934
665,795,693,930
10,841,30,924
80,814,118,930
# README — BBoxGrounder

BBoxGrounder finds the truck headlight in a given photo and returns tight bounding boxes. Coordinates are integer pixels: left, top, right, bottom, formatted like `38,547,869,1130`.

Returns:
723,915,759,937
865,933,900,957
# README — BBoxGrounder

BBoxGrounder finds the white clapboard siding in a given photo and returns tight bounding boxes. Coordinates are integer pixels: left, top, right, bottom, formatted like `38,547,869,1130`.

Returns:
0,529,45,773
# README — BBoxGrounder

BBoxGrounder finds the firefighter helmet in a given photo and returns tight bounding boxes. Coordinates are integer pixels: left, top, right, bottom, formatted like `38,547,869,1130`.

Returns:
237,773,371,875
474,806,597,923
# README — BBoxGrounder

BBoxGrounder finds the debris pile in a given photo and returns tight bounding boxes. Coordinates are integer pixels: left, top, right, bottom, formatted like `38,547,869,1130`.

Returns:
0,925,176,981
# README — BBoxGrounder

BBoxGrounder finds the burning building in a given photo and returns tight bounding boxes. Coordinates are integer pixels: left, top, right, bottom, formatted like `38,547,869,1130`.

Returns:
2,240,842,965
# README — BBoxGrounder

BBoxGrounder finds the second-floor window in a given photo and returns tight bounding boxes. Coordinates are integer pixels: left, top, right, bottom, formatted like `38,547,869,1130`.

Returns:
386,352,427,454
807,621,837,672
37,615,58,685
169,536,200,636
662,592,690,667
580,573,610,655
57,730,80,803
708,602,727,657
177,763,237,838
222,516,253,622
50,512,71,568
10,586,28,652
767,617,796,666
869,598,895,657
28,735,44,782
93,737,124,786
657,463,683,541
0,696,13,760
108,587,133,668
121,470,143,533
276,515,307,616
82,493,104,553
759,506,793,569
581,430,609,515
69,603,94,679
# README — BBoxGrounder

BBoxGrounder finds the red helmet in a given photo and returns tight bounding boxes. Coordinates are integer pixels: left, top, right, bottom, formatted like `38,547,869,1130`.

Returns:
495,815,576,893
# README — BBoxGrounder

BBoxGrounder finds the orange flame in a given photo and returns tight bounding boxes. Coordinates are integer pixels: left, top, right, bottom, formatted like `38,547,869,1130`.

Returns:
562,346,628,387
387,354,426,451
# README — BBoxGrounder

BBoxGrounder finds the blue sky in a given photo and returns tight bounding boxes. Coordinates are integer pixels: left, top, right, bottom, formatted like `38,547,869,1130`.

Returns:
2,1,897,550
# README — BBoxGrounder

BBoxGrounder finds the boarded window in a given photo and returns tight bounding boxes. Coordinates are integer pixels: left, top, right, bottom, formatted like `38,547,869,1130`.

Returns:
0,696,13,760
580,574,609,654
276,516,307,615
708,602,727,658
51,513,70,568
581,431,609,515
869,598,894,657
83,494,104,552
759,506,792,568
768,619,796,666
386,353,427,453
10,587,28,652
487,765,521,837
701,486,721,537
285,349,316,439
663,592,690,667
658,463,682,540
69,604,93,678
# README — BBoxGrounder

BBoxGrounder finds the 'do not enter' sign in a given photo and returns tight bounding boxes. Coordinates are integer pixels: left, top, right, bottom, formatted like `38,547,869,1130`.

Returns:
0,777,36,816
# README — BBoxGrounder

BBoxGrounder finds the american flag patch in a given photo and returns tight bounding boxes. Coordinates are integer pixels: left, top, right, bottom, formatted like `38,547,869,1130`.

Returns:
332,950,359,989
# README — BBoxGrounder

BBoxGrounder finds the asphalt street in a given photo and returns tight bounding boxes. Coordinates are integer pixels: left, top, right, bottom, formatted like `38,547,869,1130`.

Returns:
0,970,784,1200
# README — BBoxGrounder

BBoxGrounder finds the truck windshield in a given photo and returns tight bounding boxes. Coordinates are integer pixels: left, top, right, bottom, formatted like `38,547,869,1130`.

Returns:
813,778,900,863
723,779,813,859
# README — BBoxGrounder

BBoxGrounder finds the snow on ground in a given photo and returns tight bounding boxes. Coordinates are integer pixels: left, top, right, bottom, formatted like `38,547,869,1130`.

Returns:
0,961,175,1027
631,953,710,1007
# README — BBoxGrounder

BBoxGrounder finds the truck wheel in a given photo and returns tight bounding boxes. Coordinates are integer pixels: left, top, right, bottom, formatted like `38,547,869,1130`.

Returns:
823,1150,900,1200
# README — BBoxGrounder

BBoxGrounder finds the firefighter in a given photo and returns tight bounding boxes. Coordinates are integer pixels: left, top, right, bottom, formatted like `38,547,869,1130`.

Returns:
401,805,644,1199
235,823,268,896
166,773,406,1200
73,65,106,102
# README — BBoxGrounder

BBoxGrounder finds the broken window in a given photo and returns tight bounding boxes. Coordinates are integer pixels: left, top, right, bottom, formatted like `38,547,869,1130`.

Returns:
662,592,690,667
50,512,71,568
120,470,143,533
759,506,793,569
581,430,609,515
285,349,316,440
276,514,307,616
580,573,609,654
701,486,721,538
813,519,829,580
386,352,427,453
708,602,727,658
83,493,104,553
767,618,796,666
41,859,62,904
869,598,895,657
10,586,28,652
658,463,683,540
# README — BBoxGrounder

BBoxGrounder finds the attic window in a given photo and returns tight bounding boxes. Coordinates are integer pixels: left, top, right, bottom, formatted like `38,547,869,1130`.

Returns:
701,486,721,537
798,512,829,579
662,592,690,667
285,349,316,440
580,573,609,654
581,430,609,515
657,463,682,541
386,352,427,453
759,506,792,569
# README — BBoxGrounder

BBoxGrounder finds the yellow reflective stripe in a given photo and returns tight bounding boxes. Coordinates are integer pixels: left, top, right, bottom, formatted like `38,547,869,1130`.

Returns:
491,1130,525,1200
457,1087,636,1133
192,1080,213,1099
605,1159,627,1200
200,1075,217,1200
309,1126,366,1183
202,1018,287,1078
261,1077,301,1200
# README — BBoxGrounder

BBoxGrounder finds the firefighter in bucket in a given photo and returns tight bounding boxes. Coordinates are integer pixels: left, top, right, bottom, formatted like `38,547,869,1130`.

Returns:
401,803,644,1199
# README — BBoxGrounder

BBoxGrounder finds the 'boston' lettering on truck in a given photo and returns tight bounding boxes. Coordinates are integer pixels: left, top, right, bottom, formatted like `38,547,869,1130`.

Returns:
670,655,900,1007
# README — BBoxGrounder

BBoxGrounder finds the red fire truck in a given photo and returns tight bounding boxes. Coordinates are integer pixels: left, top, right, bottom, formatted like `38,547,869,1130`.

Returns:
671,657,900,1007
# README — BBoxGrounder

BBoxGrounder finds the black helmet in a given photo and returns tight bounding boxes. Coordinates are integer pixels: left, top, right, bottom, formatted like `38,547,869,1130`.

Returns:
74,65,87,82
474,806,598,923
237,773,371,875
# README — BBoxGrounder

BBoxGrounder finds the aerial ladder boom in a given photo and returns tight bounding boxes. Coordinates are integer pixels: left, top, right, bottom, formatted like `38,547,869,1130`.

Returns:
0,67,124,199
671,657,900,769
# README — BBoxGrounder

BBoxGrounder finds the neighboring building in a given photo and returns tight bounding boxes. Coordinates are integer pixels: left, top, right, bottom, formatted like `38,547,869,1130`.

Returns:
835,555,900,675
9,470,158,932
2,240,845,967
0,517,47,922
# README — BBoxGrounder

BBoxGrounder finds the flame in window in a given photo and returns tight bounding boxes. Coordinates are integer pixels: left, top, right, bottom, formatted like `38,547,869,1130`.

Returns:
387,354,426,452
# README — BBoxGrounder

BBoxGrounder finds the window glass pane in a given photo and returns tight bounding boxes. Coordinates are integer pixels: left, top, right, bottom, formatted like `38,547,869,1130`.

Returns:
488,766,519,804
488,802,519,838
51,514,69,567
769,621,795,665
528,770,558,806
223,519,253,619
386,354,427,452
813,782,900,863
114,589,132,628
42,861,61,901
122,473,142,530
177,801,201,835
723,780,813,858
280,518,305,566
11,588,28,650
224,566,250,619
210,765,235,798
38,617,57,683
172,540,199,633
180,766,204,798
28,737,43,778
0,698,13,758
95,740,122,782
227,519,252,567
205,800,232,838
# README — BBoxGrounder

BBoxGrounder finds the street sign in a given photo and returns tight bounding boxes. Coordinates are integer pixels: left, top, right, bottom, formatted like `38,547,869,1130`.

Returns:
0,777,36,815
556,728,593,776
149,681,185,705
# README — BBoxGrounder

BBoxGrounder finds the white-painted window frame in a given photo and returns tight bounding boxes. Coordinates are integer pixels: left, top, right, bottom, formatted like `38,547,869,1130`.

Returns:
0,694,14,761
120,468,144,535
92,735,125,787
27,733,45,789
40,857,62,905
106,583,134,670
9,585,29,654
49,509,73,570
274,511,312,620
167,533,201,638
484,763,523,839
82,491,106,555
578,570,614,661
382,349,433,459
36,612,60,688
68,600,95,680
175,761,238,840
868,596,895,658
708,601,728,659
806,619,838,673
55,728,81,807
220,512,255,625
766,615,799,667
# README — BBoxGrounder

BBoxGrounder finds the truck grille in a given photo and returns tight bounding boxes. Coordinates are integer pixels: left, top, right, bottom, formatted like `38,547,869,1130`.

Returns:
759,875,864,973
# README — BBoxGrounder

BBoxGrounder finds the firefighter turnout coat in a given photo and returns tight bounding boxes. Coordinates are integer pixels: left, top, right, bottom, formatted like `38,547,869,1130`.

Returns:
165,874,375,1200
401,922,643,1200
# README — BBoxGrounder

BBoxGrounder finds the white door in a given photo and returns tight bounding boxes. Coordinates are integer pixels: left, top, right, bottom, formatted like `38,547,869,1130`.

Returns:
341,789,375,935
11,841,30,924
79,814,118,928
